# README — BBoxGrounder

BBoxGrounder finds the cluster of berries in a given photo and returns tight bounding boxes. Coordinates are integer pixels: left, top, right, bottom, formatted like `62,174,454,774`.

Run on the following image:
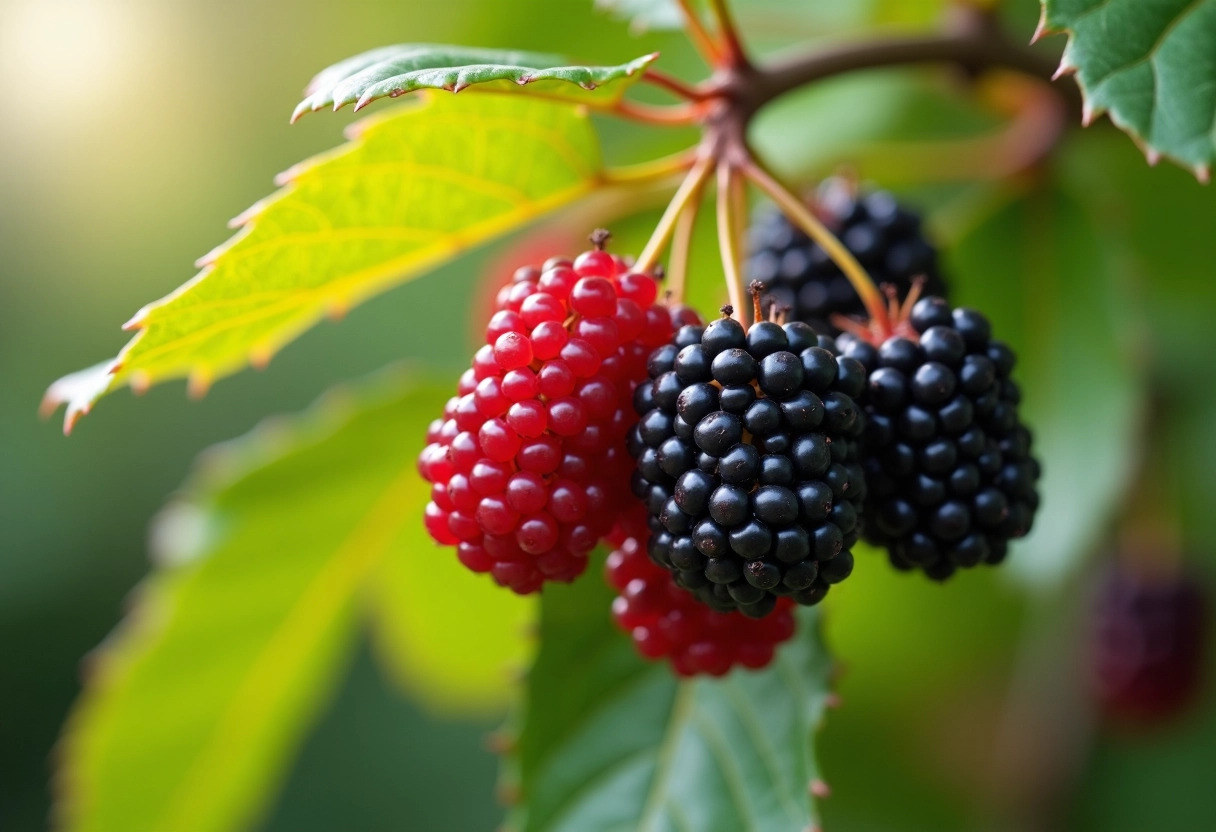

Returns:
746,177,948,334
418,232,685,593
838,297,1041,579
421,182,1042,676
627,308,867,619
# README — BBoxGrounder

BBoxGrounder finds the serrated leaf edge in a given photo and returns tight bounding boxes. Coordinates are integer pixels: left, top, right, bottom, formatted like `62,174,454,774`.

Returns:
291,48,658,123
1036,3,1213,182
42,94,603,432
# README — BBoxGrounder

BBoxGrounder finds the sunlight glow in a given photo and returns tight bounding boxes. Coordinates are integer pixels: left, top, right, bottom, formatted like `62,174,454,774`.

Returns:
0,0,142,122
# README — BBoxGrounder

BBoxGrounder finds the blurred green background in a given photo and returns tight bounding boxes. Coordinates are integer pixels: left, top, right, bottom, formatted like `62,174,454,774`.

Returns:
2,1,1213,830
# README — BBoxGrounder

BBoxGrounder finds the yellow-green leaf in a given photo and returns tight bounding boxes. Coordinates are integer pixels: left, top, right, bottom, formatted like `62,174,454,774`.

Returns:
57,371,534,832
43,93,603,432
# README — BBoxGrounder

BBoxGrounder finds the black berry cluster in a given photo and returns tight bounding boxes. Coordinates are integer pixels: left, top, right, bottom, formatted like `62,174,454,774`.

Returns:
628,312,868,617
839,296,1040,579
746,178,948,333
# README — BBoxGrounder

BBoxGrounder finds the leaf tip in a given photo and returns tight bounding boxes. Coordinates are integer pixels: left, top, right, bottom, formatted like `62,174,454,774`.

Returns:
1195,164,1211,184
1052,60,1076,81
122,309,149,331
129,371,152,396
187,369,213,400
809,779,832,799
1081,101,1100,127
290,102,309,124
195,243,227,268
63,410,84,436
272,167,300,188
250,345,274,371
325,298,348,322
1030,7,1050,44
230,200,267,228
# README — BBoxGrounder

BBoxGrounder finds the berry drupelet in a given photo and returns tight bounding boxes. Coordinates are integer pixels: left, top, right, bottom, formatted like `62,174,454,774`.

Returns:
418,232,687,594
607,537,798,675
746,177,947,334
628,301,868,617
839,294,1040,579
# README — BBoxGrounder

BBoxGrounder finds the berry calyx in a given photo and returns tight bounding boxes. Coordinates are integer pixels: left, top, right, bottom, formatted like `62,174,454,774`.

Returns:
628,303,867,616
747,177,948,335
419,234,691,594
607,537,798,676
840,295,1040,579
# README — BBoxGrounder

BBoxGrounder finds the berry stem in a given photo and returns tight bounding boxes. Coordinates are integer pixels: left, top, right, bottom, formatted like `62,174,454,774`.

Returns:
636,155,717,274
602,149,698,186
641,68,708,101
708,0,750,70
716,163,748,326
667,173,707,304
741,158,889,331
674,0,724,66
611,99,701,126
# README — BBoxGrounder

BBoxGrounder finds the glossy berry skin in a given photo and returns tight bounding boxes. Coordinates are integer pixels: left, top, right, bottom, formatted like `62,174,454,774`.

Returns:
629,316,867,616
842,296,1040,580
607,537,798,676
746,178,948,334
1090,565,1207,725
418,245,689,594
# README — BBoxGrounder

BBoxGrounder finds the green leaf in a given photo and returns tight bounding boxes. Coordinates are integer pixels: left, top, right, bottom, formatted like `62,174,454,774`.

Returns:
1042,0,1216,177
506,573,834,832
43,93,603,432
58,371,534,832
293,45,658,122
365,524,536,716
944,180,1145,588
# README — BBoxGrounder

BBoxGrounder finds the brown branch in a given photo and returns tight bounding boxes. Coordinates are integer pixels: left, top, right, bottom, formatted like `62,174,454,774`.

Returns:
744,13,1065,111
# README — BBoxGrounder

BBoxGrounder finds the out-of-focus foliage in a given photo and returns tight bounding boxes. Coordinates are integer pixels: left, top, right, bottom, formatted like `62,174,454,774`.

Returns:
1042,0,1216,175
507,575,832,832
58,373,532,832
